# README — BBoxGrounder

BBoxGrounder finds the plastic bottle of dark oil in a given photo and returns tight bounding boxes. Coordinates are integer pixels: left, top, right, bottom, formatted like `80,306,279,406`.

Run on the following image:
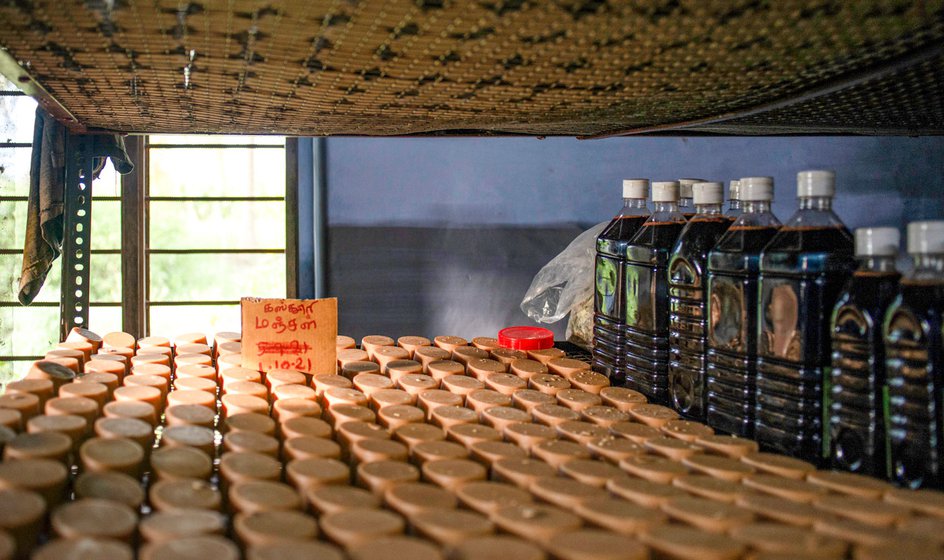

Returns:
756,170,855,465
623,181,688,404
593,179,651,385
829,227,901,478
668,182,734,421
706,177,781,437
885,220,944,489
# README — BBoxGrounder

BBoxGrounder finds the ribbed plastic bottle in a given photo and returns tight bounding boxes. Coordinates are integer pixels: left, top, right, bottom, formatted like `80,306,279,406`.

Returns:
756,170,855,464
668,182,734,421
726,180,742,218
885,220,944,489
678,178,704,220
592,179,652,385
623,181,688,404
829,227,901,478
706,177,781,437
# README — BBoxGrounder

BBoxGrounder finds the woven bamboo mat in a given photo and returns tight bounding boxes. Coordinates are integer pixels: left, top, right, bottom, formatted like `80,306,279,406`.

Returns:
0,1,942,136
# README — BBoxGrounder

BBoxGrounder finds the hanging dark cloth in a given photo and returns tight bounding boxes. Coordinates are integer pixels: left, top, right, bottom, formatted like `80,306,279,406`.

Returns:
17,108,134,305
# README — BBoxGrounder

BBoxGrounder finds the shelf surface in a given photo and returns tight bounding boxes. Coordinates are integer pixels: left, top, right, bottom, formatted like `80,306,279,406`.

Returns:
0,1,942,137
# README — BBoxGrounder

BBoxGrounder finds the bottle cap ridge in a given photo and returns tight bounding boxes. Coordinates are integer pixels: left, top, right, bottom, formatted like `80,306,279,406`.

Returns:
855,227,899,257
739,177,774,201
652,181,681,202
797,170,836,198
907,221,944,254
693,182,724,205
622,179,650,199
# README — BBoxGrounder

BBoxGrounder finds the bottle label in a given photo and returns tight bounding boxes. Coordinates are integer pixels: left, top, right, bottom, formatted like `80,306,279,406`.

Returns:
595,255,620,319
708,276,746,353
759,280,803,362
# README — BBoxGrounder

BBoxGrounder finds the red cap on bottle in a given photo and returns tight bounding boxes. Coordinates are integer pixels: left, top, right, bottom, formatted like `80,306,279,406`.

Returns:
498,326,554,351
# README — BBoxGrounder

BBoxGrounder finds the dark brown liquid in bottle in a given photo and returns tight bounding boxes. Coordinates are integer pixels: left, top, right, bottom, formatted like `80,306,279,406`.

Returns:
594,215,650,385
885,279,944,489
757,225,855,465
829,268,900,479
706,225,782,437
624,221,688,404
667,216,734,421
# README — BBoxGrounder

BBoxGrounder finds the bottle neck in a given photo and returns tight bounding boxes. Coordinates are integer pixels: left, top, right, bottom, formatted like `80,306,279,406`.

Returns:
798,196,833,211
694,203,722,215
728,199,742,211
622,198,648,209
857,255,898,273
742,200,773,214
653,201,679,213
678,197,693,209
911,253,944,279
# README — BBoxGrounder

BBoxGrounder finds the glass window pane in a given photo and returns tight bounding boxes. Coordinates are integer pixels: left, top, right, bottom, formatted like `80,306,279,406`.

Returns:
93,159,122,199
0,201,26,250
89,254,121,303
149,253,284,302
149,135,284,146
0,305,59,357
90,200,121,251
0,254,61,304
0,361,34,384
149,304,240,341
149,200,285,250
89,305,122,336
148,147,285,198
0,147,31,197
0,94,37,144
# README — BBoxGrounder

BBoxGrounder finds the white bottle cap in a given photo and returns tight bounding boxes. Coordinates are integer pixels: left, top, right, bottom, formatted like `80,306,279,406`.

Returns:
739,177,774,201
678,178,704,198
728,180,741,201
797,170,836,198
692,182,724,205
622,179,650,199
855,227,899,257
907,221,944,254
651,181,680,202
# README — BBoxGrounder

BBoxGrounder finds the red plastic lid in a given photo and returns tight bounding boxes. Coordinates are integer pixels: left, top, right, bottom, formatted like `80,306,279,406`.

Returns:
498,326,555,351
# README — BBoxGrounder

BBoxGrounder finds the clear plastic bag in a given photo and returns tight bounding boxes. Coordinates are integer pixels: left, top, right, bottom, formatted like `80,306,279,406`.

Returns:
520,221,608,339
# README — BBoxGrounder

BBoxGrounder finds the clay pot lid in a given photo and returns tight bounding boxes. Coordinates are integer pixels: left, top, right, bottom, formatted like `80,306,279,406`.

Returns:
27,413,87,438
481,406,530,432
884,487,944,517
810,516,900,548
139,510,227,542
682,453,755,482
531,439,592,468
813,495,910,527
605,476,687,508
361,334,396,350
425,360,465,381
529,374,571,395
161,425,215,453
370,389,416,410
735,494,820,527
557,389,602,412
397,374,438,395
353,373,394,395
377,404,425,429
150,446,213,481
491,457,556,488
434,336,468,352
225,380,268,400
229,480,303,514
627,404,679,427
323,387,369,409
896,515,944,547
103,330,136,349
470,441,527,465
446,423,502,448
223,432,279,457
343,362,382,380
165,390,218,412
568,371,610,394
509,359,548,379
220,394,269,416
511,389,556,412
351,438,409,463
348,536,442,560
468,360,507,381
266,369,307,389
336,422,388,450
639,525,745,560
356,460,420,494
32,538,133,560
383,481,457,517
441,375,484,395
527,348,566,364
286,457,350,487
741,473,827,503
414,347,452,366
397,336,432,354
467,390,512,414
219,451,282,483
449,535,545,560
546,529,648,560
221,368,263,386
283,416,336,440
574,496,666,534
166,389,217,410
644,436,704,461
5,431,72,461
73,471,145,509
93,417,154,448
729,522,848,558
375,347,411,368
586,435,644,463
233,510,318,546
617,455,688,484
336,335,356,349
661,419,714,442
31,359,80,380
471,337,500,351
246,541,344,560
546,358,591,379
421,458,487,490
609,421,662,444
174,354,212,367
0,458,68,494
283,436,341,461
222,412,275,436
806,470,893,499
490,503,582,541
113,385,162,405
0,393,40,415
103,400,157,425
740,452,815,480
410,440,468,464
853,541,944,560
272,398,322,422
328,405,377,428
0,425,15,445
531,404,582,427
149,478,221,512
0,488,45,530
490,348,527,365
694,434,759,458
559,458,627,488
51,498,137,540
581,406,629,428
503,422,556,452
598,387,647,411
80,437,145,475
139,536,240,560
530,477,607,509
393,423,445,447
556,421,608,445
454,481,533,515
320,508,405,547
417,390,463,415
483,373,527,396
410,509,494,545
671,474,749,503
306,485,381,515
176,364,216,380
337,349,370,367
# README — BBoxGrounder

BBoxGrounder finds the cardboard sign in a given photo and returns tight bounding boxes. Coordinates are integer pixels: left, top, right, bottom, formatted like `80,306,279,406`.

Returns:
240,297,337,375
